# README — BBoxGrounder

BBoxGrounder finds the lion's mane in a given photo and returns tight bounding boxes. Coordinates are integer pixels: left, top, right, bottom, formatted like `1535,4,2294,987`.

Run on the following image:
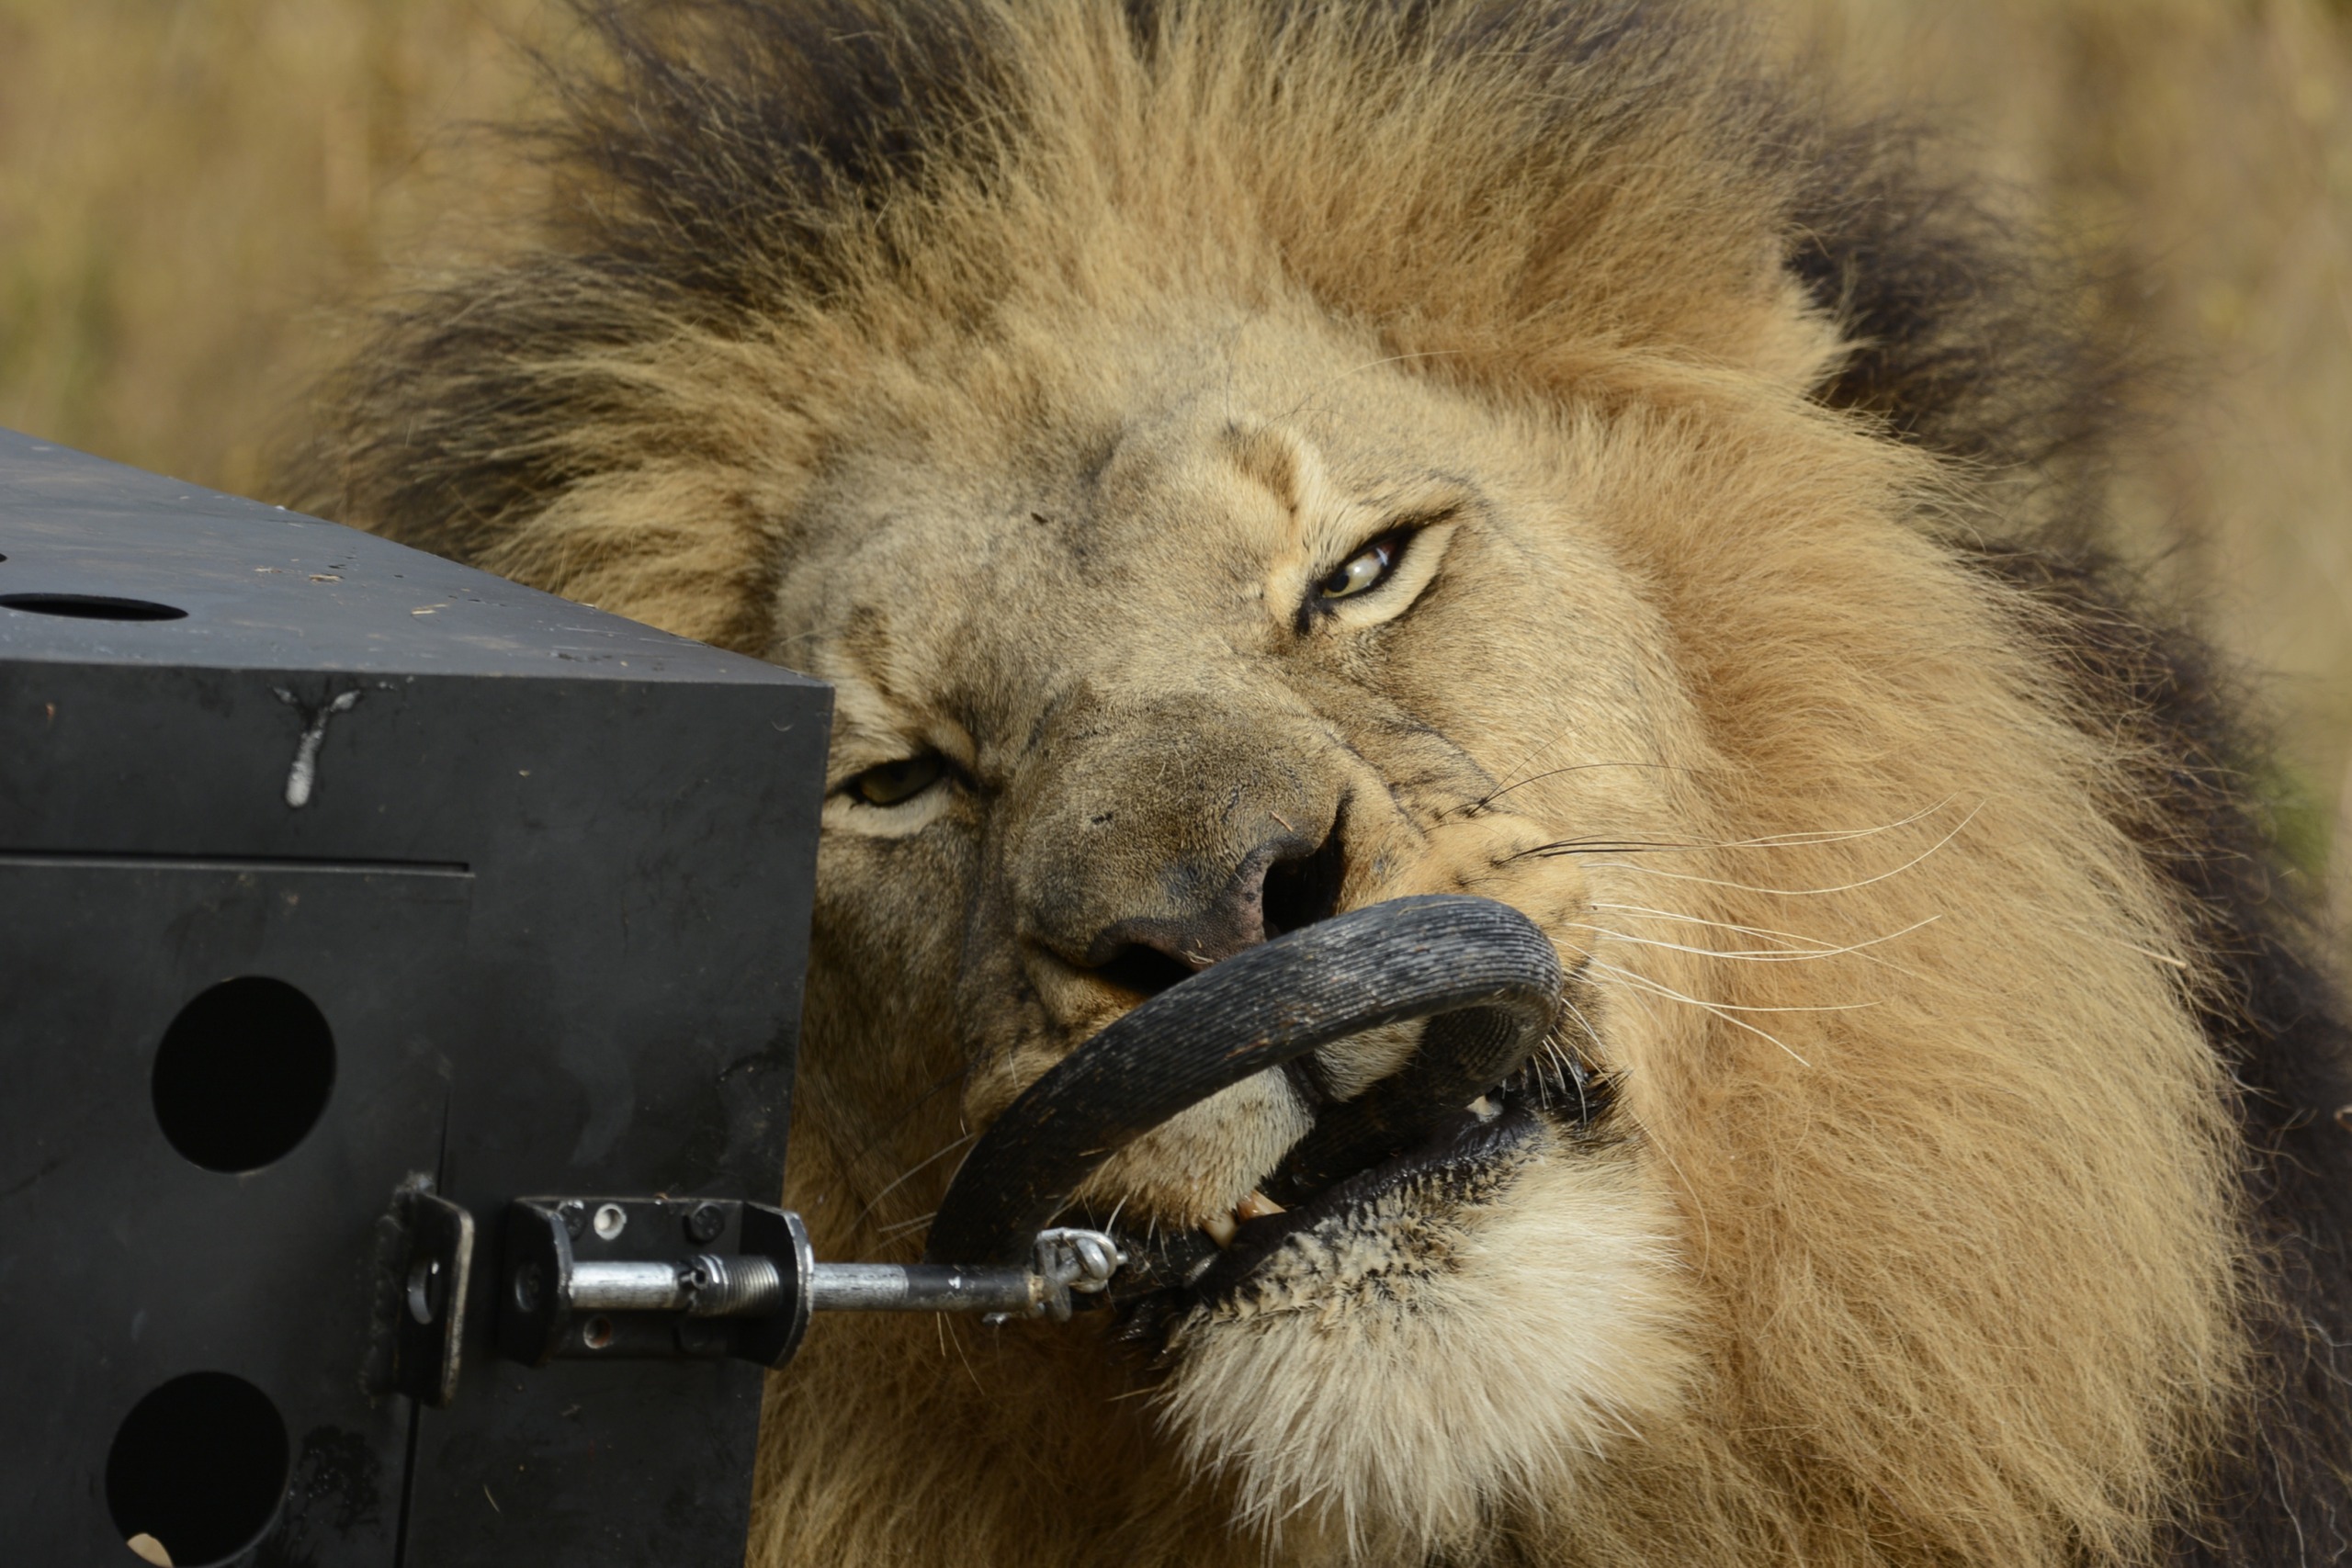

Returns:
306,3,2352,1563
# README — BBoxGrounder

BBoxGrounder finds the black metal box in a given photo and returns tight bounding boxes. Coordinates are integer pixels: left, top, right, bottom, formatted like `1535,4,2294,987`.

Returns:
0,428,831,1565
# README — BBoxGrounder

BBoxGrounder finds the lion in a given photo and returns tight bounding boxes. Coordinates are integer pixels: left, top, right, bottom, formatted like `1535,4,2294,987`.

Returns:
301,2,2352,1563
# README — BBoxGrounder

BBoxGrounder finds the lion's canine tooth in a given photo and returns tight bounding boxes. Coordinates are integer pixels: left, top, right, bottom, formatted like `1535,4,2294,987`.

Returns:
1469,1094,1500,1120
1235,1190,1284,1222
1203,1210,1238,1247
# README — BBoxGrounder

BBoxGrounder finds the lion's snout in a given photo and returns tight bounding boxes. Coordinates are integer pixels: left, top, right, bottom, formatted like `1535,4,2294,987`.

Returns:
1003,695,1353,1019
1077,819,1344,985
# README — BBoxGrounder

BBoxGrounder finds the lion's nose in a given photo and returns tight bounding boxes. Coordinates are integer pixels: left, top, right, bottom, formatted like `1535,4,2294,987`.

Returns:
1004,693,1352,1006
1076,820,1348,998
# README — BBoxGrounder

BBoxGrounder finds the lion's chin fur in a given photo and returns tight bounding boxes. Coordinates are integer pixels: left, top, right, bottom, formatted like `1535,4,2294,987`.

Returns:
1159,1138,1690,1562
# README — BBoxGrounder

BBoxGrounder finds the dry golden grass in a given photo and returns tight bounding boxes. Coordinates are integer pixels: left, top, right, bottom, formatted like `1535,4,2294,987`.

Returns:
3,0,2347,936
0,0,551,491
1765,0,2352,942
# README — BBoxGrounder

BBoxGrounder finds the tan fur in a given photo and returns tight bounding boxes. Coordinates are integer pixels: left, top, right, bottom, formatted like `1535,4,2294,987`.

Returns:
1162,1136,1692,1560
324,6,2259,1563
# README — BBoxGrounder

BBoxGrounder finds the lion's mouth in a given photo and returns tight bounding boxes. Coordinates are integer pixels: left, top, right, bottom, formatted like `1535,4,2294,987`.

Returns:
1193,1093,1547,1295
922,897,1579,1315
1098,1076,1573,1345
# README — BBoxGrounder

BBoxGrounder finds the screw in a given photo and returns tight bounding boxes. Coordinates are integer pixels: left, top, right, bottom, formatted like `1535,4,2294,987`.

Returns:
684,1202,726,1244
406,1257,443,1325
560,1202,586,1239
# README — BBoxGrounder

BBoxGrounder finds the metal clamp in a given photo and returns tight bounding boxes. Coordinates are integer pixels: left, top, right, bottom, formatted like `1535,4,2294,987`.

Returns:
1030,1226,1125,1321
494,1196,1126,1371
803,1225,1125,1323
499,1197,814,1369
366,1174,476,1407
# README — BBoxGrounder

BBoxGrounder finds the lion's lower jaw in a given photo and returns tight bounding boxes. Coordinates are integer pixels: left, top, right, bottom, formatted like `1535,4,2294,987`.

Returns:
1154,1145,1690,1563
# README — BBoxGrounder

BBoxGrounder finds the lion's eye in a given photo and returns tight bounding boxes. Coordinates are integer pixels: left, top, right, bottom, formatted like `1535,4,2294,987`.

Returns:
847,753,947,807
1317,533,1407,601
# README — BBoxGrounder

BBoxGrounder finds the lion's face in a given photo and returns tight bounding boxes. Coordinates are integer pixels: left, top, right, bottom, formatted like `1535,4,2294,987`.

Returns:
748,269,2242,1561
777,299,1712,1549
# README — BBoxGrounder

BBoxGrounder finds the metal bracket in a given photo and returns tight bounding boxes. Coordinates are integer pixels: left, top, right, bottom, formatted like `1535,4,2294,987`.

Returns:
498,1196,816,1370
368,1174,476,1408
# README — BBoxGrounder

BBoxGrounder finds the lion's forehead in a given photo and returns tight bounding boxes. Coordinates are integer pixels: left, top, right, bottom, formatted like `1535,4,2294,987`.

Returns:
784,365,1480,682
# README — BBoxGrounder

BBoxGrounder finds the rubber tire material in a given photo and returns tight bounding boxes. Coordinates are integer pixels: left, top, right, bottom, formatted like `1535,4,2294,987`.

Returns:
922,894,1562,1268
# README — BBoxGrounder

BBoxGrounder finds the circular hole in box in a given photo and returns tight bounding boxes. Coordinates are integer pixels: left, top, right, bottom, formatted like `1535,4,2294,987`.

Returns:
106,1371,289,1566
152,977,335,1174
0,591,187,622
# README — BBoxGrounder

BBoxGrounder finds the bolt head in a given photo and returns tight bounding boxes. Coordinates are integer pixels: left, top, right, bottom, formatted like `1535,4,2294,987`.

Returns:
685,1202,726,1244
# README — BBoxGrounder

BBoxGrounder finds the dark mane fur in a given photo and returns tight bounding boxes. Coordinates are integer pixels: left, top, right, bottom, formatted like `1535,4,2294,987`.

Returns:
1779,45,2352,1560
1973,541,2352,1564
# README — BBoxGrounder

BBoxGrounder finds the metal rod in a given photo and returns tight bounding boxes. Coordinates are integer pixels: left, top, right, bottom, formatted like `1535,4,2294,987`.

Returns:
571,1257,1041,1315
570,1255,786,1317
562,1230,1116,1320
808,1263,1039,1314
571,1261,685,1312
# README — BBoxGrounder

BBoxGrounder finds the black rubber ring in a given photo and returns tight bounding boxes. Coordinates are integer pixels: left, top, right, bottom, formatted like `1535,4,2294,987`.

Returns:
922,894,1563,1268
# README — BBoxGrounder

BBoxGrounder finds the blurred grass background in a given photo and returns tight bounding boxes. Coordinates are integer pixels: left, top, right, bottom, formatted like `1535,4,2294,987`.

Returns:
2,0,2347,940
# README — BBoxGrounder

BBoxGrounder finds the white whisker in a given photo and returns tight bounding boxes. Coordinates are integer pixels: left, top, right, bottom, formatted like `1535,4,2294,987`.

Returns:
941,1312,985,1392
1589,901,1878,950
1585,956,1879,1017
1579,801,1982,897
1506,795,1963,855
1566,914,1940,967
1584,960,1827,1066
1624,981,1815,1066
1580,905,1942,987
1471,756,1702,813
854,1129,981,1228
1696,795,1962,850
1572,923,1850,963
